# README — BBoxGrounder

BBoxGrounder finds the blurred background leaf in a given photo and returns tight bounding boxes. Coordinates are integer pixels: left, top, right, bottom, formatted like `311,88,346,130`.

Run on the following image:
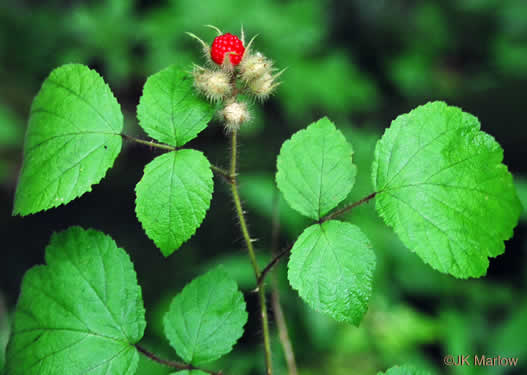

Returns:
1,0,526,374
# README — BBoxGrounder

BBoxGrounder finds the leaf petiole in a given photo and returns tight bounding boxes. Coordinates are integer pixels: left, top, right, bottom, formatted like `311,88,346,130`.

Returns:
135,345,223,375
319,192,377,223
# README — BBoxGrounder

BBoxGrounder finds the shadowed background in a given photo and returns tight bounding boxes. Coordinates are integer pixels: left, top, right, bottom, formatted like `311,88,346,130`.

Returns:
1,0,526,374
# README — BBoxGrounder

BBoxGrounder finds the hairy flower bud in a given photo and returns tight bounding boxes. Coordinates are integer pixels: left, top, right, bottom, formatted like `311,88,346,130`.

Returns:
220,101,250,132
239,52,272,82
193,68,232,102
247,72,278,100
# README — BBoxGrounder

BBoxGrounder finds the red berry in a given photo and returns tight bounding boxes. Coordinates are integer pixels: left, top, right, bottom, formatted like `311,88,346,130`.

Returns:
210,33,245,66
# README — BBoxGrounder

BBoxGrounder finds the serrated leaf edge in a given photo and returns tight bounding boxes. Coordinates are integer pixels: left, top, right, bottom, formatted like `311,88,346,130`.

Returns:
13,64,124,216
134,149,214,256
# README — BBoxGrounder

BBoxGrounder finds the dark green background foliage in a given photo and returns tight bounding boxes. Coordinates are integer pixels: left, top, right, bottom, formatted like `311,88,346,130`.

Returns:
1,0,526,374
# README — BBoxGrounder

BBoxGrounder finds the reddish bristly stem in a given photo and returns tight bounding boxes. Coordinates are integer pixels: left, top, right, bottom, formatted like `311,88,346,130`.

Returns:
229,129,273,375
120,133,177,151
135,345,222,375
256,192,378,287
257,245,292,287
319,192,377,223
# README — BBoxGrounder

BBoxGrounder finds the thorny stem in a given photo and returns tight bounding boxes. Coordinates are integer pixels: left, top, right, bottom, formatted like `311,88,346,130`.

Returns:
269,193,298,375
319,192,378,223
230,131,260,276
229,130,273,375
136,345,222,375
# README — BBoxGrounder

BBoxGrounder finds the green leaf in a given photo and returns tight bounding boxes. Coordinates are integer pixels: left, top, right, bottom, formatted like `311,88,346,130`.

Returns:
6,226,146,375
164,266,248,365
372,101,521,278
135,149,213,256
137,65,215,147
288,220,375,325
137,352,172,375
13,64,123,216
171,371,208,375
276,117,357,220
378,364,431,375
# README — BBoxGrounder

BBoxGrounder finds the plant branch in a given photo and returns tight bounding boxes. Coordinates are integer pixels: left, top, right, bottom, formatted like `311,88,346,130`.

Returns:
257,245,292,287
229,129,273,375
122,133,233,184
121,133,177,151
269,193,298,375
271,289,298,375
135,345,222,375
319,192,378,223
230,131,260,277
210,164,235,184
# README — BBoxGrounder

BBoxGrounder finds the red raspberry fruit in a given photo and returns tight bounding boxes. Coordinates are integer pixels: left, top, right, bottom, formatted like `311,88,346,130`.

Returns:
210,33,245,66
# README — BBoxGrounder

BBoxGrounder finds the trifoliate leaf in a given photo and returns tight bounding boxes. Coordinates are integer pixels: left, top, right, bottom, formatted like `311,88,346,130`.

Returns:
288,221,375,325
137,65,215,147
135,149,213,256
164,267,248,365
372,101,521,278
6,226,146,375
13,64,123,216
377,364,431,375
276,117,356,220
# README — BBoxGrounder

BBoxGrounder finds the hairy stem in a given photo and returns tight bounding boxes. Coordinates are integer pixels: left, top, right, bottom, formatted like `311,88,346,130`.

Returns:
230,131,260,276
135,345,222,375
258,192,379,286
319,192,377,223
210,164,234,184
229,130,273,375
121,133,177,151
